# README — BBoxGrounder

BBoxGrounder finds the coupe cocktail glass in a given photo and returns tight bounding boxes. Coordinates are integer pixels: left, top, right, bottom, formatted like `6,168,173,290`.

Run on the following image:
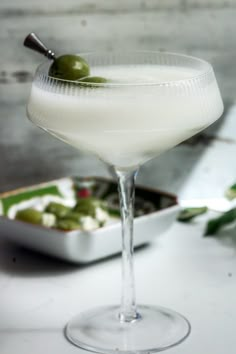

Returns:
27,51,223,353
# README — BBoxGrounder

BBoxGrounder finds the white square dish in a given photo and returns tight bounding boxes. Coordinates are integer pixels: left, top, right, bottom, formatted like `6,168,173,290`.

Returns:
0,177,179,263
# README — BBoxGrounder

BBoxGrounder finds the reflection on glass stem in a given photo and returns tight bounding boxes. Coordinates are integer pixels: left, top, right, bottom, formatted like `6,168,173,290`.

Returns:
115,167,141,323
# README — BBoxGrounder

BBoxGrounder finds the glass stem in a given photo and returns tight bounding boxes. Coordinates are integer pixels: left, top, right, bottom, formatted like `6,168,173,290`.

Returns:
115,168,140,323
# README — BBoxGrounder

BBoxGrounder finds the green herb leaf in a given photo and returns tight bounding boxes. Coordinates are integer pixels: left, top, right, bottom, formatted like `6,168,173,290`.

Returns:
204,207,236,236
1,185,61,216
178,207,208,222
225,183,236,200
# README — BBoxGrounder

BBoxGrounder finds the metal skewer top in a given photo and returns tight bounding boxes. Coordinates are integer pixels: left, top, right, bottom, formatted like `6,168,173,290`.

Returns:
24,33,56,60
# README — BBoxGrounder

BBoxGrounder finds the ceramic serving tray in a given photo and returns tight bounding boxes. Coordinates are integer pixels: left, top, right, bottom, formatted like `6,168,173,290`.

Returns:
0,177,179,263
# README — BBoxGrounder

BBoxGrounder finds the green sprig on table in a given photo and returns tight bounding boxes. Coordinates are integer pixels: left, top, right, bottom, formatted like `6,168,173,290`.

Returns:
204,208,236,236
225,183,236,200
178,182,236,236
204,182,236,236
178,207,208,222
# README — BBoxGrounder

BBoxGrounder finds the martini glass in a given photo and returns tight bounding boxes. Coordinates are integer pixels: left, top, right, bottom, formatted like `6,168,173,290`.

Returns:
27,51,223,353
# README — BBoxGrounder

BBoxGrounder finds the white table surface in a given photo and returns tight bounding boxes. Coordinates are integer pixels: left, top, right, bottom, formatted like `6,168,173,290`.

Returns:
0,218,236,354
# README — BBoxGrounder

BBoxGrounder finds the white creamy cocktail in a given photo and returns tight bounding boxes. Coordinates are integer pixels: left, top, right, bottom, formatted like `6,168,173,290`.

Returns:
28,63,223,169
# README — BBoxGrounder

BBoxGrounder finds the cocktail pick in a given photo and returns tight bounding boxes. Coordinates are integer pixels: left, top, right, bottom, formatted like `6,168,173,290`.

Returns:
23,33,56,60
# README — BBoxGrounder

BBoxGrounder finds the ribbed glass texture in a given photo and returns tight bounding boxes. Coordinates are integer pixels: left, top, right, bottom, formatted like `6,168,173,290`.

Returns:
27,51,223,169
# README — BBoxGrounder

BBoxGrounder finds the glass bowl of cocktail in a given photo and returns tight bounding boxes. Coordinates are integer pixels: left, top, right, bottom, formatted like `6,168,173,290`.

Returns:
27,48,224,353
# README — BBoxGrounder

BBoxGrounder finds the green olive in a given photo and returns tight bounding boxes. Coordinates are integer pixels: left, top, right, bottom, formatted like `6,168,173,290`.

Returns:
74,198,102,217
57,219,81,231
78,76,108,86
64,211,84,223
45,202,71,218
49,55,90,81
16,208,42,224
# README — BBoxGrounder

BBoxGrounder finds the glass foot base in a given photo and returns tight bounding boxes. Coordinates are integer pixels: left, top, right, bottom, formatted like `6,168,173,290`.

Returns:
66,305,191,353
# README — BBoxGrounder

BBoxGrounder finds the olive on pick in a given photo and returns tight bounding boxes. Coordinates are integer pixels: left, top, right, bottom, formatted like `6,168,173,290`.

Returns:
49,54,90,81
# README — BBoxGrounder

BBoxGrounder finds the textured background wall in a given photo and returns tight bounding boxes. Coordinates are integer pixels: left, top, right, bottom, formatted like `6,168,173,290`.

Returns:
0,0,236,194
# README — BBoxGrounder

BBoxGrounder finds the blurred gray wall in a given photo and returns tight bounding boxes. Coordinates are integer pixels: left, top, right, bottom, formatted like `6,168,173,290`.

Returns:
0,0,235,192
